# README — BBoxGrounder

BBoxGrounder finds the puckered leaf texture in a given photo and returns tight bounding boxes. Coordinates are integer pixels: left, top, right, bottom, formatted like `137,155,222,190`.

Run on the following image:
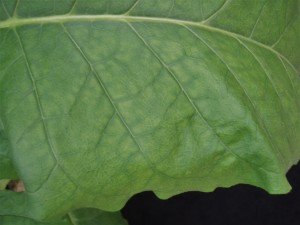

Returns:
0,0,299,223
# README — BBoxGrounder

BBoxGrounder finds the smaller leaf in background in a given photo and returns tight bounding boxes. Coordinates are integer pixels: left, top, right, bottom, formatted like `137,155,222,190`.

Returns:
67,208,128,225
0,179,9,190
0,208,128,225
0,130,18,180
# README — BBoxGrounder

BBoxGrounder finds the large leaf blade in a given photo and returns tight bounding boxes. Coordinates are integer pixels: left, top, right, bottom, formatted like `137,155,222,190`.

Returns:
0,0,299,222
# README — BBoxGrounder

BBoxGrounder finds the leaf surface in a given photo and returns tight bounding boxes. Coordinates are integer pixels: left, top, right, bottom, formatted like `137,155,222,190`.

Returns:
0,0,299,222
0,208,127,225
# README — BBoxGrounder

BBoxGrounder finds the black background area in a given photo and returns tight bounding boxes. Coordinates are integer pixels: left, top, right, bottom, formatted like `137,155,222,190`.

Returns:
122,163,300,225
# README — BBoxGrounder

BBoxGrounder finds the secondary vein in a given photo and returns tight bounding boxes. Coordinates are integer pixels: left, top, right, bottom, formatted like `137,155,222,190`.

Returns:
0,14,296,73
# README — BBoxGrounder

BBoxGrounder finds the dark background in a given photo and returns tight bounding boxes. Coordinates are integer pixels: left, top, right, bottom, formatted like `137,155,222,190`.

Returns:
122,163,300,225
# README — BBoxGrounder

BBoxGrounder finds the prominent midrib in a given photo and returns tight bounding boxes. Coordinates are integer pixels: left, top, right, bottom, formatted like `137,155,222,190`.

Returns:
0,14,291,65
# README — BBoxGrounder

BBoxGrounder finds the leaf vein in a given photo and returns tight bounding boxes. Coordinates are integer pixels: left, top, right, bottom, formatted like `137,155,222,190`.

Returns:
278,56,300,110
12,0,19,17
249,1,267,38
238,39,294,163
0,14,297,73
127,21,279,174
202,0,231,23
124,0,141,15
14,28,79,192
184,24,287,167
61,23,160,176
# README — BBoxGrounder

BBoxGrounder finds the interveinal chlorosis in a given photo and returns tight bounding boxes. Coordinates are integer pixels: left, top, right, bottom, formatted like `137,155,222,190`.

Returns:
0,0,299,224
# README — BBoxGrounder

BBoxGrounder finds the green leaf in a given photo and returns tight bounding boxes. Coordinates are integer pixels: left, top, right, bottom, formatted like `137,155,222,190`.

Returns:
0,124,18,179
0,179,9,190
0,208,127,225
0,0,299,222
0,216,70,225
66,208,128,225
